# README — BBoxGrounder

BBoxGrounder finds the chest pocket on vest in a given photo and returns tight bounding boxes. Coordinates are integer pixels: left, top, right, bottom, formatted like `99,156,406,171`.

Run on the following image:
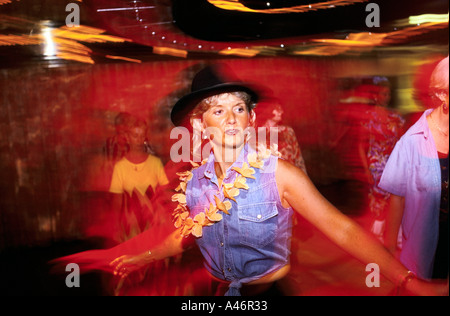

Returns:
238,202,278,248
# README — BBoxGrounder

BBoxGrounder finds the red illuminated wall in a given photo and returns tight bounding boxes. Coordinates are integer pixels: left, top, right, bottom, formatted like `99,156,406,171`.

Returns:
0,56,382,249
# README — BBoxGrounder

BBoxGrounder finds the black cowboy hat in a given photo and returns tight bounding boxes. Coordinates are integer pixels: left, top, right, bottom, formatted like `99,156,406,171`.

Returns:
170,64,259,126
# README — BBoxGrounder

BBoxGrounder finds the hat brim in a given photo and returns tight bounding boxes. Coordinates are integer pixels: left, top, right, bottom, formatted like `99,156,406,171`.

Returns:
170,83,259,126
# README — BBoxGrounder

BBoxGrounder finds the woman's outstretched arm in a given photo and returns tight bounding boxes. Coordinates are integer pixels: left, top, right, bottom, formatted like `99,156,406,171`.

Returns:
276,159,446,296
109,227,188,280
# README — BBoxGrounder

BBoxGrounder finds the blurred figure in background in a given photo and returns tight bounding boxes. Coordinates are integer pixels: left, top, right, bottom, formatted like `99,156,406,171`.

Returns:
372,76,392,107
105,112,133,165
330,78,404,237
108,114,170,295
255,97,307,174
359,77,405,242
109,115,169,243
379,56,449,280
330,81,376,187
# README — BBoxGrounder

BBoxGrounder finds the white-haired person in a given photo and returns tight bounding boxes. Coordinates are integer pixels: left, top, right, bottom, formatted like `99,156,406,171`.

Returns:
379,56,449,280
110,64,447,296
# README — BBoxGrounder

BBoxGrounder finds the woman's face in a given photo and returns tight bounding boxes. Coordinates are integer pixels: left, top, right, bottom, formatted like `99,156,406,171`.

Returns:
376,86,391,107
201,93,253,150
272,107,283,123
127,126,147,150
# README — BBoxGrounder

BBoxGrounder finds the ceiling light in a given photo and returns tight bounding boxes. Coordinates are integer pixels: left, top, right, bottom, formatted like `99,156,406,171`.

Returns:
408,13,449,25
42,26,57,58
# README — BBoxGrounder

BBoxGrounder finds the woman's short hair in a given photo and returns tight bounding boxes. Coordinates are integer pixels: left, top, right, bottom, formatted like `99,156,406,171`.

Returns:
126,116,148,132
430,56,449,93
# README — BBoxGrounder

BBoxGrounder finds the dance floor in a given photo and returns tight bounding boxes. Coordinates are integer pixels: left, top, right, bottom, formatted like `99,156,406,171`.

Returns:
0,180,395,296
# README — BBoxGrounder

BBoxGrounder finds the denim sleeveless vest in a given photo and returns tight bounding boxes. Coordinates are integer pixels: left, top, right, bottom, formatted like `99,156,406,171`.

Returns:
186,144,293,295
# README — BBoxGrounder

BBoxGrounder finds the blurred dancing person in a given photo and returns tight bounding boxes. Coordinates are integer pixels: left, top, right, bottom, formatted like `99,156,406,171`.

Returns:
109,115,169,242
105,112,133,164
379,56,449,280
359,78,405,242
255,97,307,174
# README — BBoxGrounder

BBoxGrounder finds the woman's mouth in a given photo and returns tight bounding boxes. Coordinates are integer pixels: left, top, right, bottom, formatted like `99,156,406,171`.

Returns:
225,129,239,136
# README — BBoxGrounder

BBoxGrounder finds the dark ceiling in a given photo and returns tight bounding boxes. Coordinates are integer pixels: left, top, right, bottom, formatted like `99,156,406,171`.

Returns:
172,0,447,40
0,0,448,68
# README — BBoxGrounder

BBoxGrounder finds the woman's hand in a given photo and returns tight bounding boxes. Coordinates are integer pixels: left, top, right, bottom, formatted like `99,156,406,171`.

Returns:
403,277,449,296
109,251,153,280
109,228,186,281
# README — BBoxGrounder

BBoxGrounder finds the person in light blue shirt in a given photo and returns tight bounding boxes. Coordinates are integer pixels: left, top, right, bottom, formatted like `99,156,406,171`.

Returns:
379,56,448,280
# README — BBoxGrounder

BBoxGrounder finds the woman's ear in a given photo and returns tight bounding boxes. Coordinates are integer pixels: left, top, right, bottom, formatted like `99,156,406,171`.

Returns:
249,110,256,127
435,91,448,103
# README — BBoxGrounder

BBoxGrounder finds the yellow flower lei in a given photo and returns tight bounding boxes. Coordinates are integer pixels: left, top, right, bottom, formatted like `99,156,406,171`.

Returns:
172,147,278,238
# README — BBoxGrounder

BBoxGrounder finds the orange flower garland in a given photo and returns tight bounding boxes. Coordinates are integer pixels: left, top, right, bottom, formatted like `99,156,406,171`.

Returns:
172,148,277,238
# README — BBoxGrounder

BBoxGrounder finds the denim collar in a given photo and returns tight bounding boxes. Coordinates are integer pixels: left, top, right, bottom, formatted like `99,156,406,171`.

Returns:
198,142,251,181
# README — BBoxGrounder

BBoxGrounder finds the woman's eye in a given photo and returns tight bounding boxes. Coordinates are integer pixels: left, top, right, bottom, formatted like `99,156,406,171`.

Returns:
213,110,223,115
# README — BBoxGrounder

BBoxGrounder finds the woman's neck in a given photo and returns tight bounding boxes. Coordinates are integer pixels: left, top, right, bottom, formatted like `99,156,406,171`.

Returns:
126,148,148,164
264,119,277,128
428,108,449,154
212,143,244,177
430,107,449,135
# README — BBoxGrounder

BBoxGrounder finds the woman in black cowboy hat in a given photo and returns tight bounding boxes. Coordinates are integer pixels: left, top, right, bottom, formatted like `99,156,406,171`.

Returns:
110,64,447,296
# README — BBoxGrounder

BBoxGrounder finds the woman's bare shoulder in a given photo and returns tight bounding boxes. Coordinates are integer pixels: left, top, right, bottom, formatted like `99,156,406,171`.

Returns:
275,158,309,195
276,158,306,178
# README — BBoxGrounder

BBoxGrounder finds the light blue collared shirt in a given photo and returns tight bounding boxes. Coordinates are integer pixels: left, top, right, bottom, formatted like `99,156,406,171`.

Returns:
379,109,442,279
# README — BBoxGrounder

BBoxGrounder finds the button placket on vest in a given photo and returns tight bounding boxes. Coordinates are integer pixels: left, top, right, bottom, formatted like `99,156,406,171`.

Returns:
221,217,235,280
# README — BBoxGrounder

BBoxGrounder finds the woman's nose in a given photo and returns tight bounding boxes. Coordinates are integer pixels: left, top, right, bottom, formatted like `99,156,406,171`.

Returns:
227,112,236,124
136,135,146,143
